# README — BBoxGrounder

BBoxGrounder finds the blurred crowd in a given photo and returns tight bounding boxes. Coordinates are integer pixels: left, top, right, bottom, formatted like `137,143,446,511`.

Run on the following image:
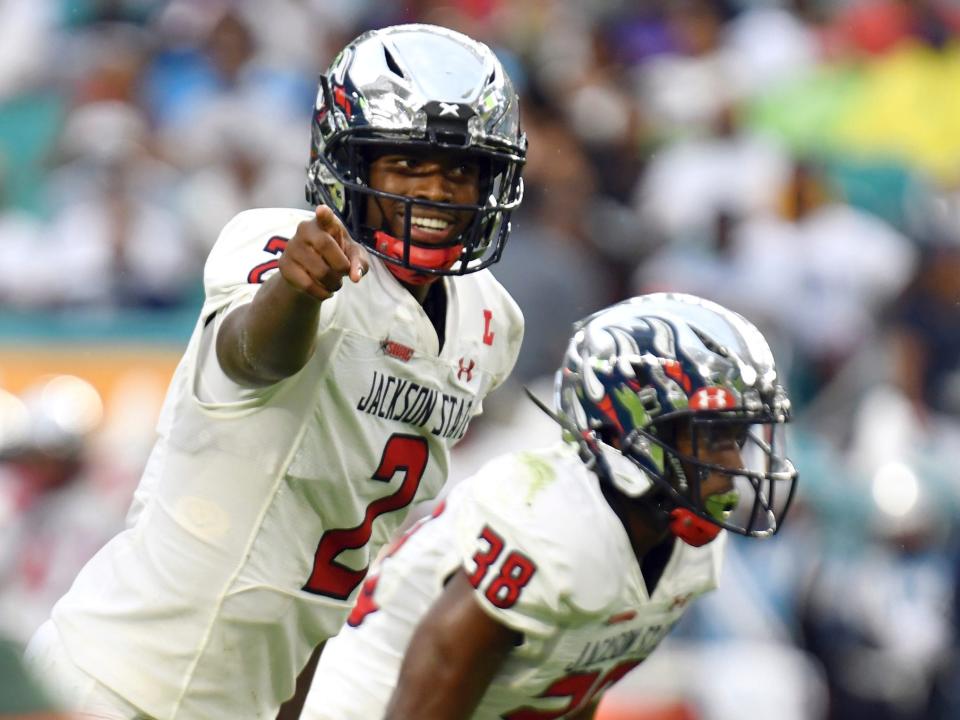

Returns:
2,0,960,718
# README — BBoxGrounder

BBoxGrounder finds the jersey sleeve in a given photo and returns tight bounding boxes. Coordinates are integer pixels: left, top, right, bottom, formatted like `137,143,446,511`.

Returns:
201,208,311,321
452,452,617,638
193,208,342,404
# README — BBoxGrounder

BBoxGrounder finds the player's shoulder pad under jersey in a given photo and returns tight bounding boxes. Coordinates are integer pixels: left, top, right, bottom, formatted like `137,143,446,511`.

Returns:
479,269,523,335
457,443,632,618
459,267,523,323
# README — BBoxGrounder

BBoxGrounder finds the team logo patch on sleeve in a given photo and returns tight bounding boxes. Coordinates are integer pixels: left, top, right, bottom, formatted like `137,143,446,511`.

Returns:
381,338,415,362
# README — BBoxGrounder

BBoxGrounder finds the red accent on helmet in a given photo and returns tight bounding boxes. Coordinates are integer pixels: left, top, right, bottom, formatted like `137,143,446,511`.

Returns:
690,386,737,411
374,231,462,286
664,360,692,392
668,507,722,547
596,394,624,434
332,84,352,117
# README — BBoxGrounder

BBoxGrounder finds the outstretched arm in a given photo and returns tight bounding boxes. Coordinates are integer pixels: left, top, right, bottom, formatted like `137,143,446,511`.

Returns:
385,570,520,720
217,206,370,387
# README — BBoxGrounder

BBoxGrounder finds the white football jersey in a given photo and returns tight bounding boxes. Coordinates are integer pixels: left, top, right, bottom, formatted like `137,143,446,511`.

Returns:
304,442,725,720
48,208,523,719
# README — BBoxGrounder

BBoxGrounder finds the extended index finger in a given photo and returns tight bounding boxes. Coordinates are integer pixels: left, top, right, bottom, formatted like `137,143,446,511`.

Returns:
316,205,370,282
314,205,368,282
314,206,349,245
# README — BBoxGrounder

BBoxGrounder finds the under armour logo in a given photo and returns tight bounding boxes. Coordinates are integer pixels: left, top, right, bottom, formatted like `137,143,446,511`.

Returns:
438,102,460,117
457,358,475,382
690,386,736,411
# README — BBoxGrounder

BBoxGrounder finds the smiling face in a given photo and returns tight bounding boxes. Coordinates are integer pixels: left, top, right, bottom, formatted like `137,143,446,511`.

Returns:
365,149,481,247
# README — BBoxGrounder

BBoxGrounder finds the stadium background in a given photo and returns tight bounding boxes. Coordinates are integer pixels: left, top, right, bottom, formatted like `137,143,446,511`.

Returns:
2,0,960,718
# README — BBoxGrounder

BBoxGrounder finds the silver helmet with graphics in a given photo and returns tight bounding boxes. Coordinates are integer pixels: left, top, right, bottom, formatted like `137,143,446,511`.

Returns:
556,293,798,546
306,24,526,284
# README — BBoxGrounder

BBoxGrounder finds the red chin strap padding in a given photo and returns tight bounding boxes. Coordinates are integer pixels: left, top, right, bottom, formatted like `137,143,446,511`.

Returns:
374,231,463,286
668,508,722,547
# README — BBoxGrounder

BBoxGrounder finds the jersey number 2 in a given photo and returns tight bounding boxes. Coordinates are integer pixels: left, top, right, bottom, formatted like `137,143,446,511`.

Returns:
302,434,428,600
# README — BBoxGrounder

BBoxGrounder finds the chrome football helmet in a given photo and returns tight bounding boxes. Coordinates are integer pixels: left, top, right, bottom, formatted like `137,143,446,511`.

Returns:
556,293,798,546
306,24,526,284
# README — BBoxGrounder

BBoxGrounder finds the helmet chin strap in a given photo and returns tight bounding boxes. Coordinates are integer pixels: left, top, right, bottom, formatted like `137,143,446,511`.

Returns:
662,454,722,547
373,231,463,285
668,508,722,547
598,439,727,548
594,447,725,548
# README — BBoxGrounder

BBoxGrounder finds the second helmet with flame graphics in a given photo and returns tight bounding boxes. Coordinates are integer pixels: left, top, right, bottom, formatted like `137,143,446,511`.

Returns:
556,293,798,546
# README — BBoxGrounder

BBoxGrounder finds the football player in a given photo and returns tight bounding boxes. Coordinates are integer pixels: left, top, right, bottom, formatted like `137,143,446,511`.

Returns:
25,24,526,720
302,293,799,720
